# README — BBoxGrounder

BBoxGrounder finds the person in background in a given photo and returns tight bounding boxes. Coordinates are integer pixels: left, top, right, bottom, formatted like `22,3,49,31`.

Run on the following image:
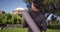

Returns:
23,0,47,32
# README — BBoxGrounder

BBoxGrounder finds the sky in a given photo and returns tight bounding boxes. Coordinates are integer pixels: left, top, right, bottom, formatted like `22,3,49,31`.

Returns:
0,0,27,13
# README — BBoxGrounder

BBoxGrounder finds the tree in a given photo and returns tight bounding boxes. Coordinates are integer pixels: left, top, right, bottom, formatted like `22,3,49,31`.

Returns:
0,13,22,24
6,13,12,24
11,14,22,24
0,13,8,24
23,0,60,13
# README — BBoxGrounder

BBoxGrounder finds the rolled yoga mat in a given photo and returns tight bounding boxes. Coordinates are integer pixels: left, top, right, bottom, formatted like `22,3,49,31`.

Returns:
21,11,40,32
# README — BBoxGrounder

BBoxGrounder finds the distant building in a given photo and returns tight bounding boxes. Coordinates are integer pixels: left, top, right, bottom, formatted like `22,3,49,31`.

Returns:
12,7,26,14
0,11,5,14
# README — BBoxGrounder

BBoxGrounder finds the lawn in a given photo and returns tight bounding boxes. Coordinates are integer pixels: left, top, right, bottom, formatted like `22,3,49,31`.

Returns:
0,28,27,32
0,23,60,32
0,28,60,32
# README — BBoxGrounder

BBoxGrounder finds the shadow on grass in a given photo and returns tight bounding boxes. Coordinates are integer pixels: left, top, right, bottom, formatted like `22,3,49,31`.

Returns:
47,25,60,30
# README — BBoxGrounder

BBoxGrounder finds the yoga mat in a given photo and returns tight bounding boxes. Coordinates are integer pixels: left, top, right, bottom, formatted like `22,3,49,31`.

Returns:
21,11,40,32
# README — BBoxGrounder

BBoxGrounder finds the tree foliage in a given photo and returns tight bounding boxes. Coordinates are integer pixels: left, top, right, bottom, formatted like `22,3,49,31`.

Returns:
0,13,22,24
23,0,60,14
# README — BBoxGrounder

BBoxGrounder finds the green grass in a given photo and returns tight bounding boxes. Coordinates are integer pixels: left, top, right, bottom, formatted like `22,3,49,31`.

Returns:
47,23,60,32
47,29,60,32
0,23,60,32
0,28,60,32
0,28,27,32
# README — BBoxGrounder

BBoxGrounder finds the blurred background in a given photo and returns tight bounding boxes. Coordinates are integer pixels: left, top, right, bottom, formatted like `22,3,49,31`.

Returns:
0,0,60,32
